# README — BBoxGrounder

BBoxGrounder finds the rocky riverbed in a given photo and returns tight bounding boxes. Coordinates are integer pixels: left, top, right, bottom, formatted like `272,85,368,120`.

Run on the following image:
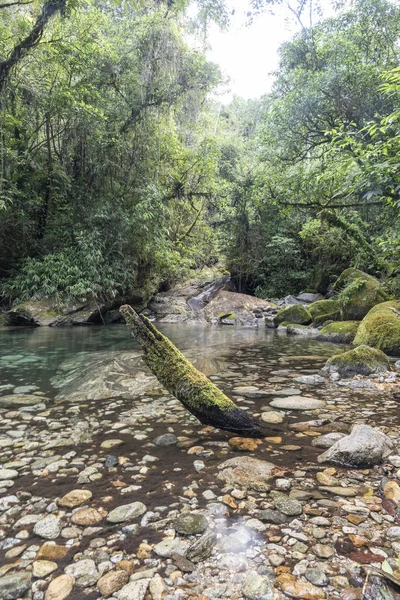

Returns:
1,325,400,600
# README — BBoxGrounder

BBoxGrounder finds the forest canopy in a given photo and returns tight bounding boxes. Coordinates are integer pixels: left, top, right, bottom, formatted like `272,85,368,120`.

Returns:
1,0,400,305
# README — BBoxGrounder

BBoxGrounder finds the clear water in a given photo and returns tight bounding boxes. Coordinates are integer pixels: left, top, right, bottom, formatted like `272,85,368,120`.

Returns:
0,324,345,397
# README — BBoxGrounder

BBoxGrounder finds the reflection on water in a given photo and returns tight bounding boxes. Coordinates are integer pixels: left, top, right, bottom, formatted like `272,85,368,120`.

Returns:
0,323,346,395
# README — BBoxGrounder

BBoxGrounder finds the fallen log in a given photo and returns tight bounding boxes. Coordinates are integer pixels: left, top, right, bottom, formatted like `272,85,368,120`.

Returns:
120,305,263,437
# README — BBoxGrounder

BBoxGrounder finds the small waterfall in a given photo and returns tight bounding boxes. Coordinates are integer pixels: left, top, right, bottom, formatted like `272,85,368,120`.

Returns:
187,276,231,314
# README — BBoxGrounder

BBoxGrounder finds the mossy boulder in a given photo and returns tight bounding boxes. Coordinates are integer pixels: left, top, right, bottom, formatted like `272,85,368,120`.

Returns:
322,345,389,378
334,268,388,321
308,299,340,326
318,321,360,344
273,304,312,327
354,301,400,356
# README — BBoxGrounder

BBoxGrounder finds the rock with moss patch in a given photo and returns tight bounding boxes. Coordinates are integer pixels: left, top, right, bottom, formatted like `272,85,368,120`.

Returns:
318,321,360,343
308,299,340,326
334,268,388,321
273,305,312,327
174,513,208,535
354,301,400,356
322,345,389,378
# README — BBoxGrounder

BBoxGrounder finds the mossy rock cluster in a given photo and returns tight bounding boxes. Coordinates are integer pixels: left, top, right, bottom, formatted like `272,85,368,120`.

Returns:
322,344,389,378
273,304,311,327
318,321,360,344
334,268,389,321
308,299,340,326
354,301,400,356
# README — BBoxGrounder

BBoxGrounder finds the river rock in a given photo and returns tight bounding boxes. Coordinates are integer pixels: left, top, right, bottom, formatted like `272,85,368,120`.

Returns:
294,375,325,385
153,538,189,558
65,559,97,579
241,571,273,600
270,395,325,410
271,492,303,516
33,515,62,539
58,489,93,508
154,433,177,446
116,578,150,600
261,411,284,424
107,502,147,523
71,507,103,526
0,469,18,480
0,572,31,600
258,509,287,524
218,456,277,491
305,568,328,587
36,543,69,561
97,570,129,598
186,530,216,563
0,394,46,408
32,560,58,577
174,513,208,535
281,580,325,599
311,432,347,448
317,425,396,467
45,574,74,600
228,437,259,451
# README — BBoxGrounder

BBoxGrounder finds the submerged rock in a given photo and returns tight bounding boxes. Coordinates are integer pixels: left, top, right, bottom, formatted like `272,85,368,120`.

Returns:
217,456,277,491
174,513,208,535
107,502,147,523
318,424,396,467
269,395,325,411
0,394,46,408
322,345,389,378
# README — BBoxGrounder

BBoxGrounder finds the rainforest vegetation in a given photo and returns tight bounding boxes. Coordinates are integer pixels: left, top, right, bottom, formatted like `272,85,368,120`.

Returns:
1,0,400,306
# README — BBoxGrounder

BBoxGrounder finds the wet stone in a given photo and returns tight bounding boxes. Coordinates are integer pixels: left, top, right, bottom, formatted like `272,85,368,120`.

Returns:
58,489,92,508
97,570,129,598
45,574,74,600
270,396,326,410
0,572,31,600
174,512,208,535
33,515,61,540
271,492,303,516
241,571,273,600
154,433,177,446
107,502,147,523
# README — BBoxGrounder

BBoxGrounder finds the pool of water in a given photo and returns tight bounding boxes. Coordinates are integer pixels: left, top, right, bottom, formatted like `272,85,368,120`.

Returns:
0,324,345,397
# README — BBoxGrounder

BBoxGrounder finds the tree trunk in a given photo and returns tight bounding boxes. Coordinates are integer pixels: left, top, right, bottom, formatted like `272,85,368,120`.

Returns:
120,305,263,437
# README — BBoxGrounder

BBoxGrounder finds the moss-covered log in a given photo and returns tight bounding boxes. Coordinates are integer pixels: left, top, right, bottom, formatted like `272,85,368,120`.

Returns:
120,305,263,437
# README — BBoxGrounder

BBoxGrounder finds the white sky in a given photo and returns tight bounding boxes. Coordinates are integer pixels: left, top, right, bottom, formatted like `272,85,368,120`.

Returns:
203,0,347,102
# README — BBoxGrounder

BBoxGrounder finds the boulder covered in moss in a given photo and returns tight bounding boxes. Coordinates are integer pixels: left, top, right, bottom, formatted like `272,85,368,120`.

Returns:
318,321,360,344
354,300,400,356
334,268,388,321
273,304,312,327
308,299,340,326
322,345,389,378
7,300,60,326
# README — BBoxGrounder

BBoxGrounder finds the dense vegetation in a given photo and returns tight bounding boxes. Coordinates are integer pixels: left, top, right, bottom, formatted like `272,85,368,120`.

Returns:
1,0,400,307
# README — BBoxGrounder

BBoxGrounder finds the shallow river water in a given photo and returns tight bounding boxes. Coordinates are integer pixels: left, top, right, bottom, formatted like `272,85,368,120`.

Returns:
1,324,400,600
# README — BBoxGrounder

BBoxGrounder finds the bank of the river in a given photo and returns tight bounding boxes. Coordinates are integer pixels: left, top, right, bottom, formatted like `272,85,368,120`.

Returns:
1,325,400,600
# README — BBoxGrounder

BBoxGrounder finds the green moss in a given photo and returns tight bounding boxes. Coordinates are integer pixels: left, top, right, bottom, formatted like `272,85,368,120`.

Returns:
334,270,389,321
354,300,400,356
318,320,360,343
0,313,6,327
323,344,389,378
333,268,378,291
273,304,312,327
308,299,340,326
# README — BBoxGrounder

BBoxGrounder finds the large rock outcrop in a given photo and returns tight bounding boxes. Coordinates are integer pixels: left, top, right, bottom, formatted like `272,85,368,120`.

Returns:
354,300,400,356
334,268,388,321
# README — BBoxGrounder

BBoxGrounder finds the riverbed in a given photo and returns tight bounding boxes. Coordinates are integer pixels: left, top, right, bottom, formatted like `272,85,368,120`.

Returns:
1,324,400,600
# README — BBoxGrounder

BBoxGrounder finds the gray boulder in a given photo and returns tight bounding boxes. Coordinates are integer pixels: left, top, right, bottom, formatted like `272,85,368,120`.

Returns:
318,424,396,467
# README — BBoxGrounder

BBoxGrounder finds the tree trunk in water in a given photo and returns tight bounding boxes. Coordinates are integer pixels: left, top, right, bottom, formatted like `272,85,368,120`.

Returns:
120,305,263,437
